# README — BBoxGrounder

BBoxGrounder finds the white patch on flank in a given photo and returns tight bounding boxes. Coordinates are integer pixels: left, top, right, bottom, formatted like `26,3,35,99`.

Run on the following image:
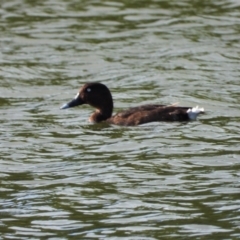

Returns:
87,88,91,92
187,106,204,120
74,92,80,99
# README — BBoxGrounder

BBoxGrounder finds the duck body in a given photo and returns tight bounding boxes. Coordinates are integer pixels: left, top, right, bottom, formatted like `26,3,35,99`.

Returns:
107,104,192,125
60,82,204,126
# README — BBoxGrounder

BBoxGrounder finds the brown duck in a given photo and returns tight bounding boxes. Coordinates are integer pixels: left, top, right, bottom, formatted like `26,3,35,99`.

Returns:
60,82,204,126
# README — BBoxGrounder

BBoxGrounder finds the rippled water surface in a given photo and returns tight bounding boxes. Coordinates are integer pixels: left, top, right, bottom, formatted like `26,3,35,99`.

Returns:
1,0,240,239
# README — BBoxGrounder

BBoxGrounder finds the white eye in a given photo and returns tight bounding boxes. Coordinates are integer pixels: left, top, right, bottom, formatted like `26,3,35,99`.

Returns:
86,88,91,92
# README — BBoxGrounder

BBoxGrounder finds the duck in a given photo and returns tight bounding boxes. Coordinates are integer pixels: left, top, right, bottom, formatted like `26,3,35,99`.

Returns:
60,82,204,126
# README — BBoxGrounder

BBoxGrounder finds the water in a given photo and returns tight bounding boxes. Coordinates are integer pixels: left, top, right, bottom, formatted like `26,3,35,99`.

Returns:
1,0,240,239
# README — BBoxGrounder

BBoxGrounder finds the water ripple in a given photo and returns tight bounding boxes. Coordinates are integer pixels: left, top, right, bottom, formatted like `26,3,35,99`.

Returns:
1,0,240,239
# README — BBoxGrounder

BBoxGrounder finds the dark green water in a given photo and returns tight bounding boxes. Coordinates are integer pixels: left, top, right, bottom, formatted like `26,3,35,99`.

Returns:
1,0,240,239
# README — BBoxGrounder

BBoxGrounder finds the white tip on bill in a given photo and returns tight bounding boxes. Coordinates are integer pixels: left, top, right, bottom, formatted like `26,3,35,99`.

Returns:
187,106,204,120
60,103,69,109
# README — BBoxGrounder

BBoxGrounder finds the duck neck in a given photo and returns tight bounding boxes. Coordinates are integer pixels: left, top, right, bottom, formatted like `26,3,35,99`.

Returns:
90,105,113,123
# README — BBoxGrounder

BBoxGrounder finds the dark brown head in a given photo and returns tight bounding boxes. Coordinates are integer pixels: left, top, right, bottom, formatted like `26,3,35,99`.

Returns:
60,82,114,122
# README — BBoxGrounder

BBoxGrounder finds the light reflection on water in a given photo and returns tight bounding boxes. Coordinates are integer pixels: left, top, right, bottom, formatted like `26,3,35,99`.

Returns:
1,0,240,239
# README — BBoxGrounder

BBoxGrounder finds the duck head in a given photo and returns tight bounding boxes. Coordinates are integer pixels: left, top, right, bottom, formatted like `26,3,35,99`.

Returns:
60,82,113,123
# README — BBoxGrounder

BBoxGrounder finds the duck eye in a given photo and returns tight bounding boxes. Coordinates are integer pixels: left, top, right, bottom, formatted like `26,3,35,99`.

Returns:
86,88,91,92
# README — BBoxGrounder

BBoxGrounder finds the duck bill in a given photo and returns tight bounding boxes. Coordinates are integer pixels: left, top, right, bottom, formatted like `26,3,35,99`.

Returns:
60,97,85,109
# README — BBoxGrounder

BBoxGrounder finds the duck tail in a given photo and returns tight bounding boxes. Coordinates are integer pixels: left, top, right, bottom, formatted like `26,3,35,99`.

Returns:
187,106,204,120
